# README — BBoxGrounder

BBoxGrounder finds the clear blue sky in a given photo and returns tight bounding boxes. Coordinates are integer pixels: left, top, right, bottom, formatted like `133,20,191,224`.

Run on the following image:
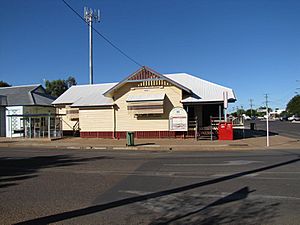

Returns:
1,0,299,111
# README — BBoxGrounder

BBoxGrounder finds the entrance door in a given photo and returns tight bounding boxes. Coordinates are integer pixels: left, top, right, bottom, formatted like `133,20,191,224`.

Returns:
202,104,223,126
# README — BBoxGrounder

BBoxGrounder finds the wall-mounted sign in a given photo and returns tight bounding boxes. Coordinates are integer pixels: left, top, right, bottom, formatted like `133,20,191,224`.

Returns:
169,107,188,131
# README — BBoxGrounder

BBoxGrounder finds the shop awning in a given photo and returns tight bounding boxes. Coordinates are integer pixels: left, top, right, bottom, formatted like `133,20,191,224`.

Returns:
126,90,165,114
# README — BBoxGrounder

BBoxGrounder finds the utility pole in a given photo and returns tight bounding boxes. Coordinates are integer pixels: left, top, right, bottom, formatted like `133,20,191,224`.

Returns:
84,7,100,85
249,99,253,117
223,91,228,122
265,94,269,147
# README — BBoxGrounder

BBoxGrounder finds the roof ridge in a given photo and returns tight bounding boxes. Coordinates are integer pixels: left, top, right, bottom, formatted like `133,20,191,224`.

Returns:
69,82,118,88
103,66,192,96
29,91,36,105
0,84,40,89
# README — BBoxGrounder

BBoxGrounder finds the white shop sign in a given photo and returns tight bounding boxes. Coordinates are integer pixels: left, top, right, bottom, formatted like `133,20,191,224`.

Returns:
169,107,188,131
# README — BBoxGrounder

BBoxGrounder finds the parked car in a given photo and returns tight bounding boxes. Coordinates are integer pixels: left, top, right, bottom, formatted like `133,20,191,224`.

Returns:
279,115,288,121
242,114,251,120
288,115,300,121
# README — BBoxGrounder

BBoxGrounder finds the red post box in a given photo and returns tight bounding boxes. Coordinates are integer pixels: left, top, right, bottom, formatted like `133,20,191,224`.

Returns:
218,122,233,140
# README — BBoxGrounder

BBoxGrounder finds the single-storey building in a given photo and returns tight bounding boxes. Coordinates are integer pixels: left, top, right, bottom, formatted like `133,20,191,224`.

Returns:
0,85,57,138
53,66,236,138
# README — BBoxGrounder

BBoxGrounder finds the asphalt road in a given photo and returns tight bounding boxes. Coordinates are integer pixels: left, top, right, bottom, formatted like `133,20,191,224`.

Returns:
245,120,300,139
0,147,299,225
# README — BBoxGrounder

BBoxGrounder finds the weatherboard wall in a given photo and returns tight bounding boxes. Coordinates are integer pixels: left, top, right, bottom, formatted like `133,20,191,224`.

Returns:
77,83,183,138
79,107,114,132
114,83,182,132
57,106,78,132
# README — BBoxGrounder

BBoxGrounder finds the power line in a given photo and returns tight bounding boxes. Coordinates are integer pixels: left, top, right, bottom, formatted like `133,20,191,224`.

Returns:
61,0,143,67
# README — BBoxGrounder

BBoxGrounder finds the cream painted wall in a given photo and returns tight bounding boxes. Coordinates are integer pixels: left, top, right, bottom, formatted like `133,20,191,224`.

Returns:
62,83,185,132
57,106,78,131
114,83,182,131
79,108,114,131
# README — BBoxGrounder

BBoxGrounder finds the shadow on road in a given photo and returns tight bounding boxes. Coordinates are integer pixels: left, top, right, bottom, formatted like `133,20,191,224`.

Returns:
152,187,255,224
234,129,278,140
15,156,299,225
0,155,113,189
147,187,279,225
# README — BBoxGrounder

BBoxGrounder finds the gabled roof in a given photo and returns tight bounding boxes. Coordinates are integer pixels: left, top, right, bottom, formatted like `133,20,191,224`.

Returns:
0,84,55,106
52,83,117,107
52,68,237,108
103,66,192,97
164,73,236,103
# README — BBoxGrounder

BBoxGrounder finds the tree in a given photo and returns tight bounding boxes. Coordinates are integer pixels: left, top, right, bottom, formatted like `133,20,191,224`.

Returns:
280,110,289,117
236,109,246,115
45,76,77,98
245,109,257,117
66,76,77,88
286,95,300,116
0,80,11,87
45,79,67,98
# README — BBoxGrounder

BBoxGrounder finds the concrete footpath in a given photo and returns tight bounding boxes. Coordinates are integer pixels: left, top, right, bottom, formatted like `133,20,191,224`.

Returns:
0,135,299,151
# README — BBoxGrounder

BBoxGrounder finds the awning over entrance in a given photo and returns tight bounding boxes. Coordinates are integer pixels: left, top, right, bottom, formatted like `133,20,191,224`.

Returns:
126,89,165,115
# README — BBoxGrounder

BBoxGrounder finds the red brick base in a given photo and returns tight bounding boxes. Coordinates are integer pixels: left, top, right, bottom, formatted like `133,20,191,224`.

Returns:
80,131,196,139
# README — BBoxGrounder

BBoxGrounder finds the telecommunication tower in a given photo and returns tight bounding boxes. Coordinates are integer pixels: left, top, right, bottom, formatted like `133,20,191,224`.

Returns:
84,7,100,85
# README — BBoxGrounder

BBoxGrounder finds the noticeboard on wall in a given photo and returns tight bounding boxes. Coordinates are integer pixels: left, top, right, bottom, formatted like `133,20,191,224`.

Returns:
169,107,188,131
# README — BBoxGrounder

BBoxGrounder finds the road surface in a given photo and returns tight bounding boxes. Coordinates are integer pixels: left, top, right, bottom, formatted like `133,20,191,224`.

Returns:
0,147,299,225
246,120,300,139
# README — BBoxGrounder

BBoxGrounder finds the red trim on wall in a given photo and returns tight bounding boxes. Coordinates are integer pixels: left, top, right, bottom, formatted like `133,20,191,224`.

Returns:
80,131,114,138
115,132,126,139
79,131,195,139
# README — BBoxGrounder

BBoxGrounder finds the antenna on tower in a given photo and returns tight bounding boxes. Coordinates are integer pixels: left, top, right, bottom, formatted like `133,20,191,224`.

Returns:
84,6,101,85
98,9,101,22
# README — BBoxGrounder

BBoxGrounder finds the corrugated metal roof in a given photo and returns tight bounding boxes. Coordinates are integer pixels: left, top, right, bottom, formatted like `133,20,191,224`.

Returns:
0,85,54,106
52,83,117,107
164,73,236,103
52,73,236,107
32,92,55,105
